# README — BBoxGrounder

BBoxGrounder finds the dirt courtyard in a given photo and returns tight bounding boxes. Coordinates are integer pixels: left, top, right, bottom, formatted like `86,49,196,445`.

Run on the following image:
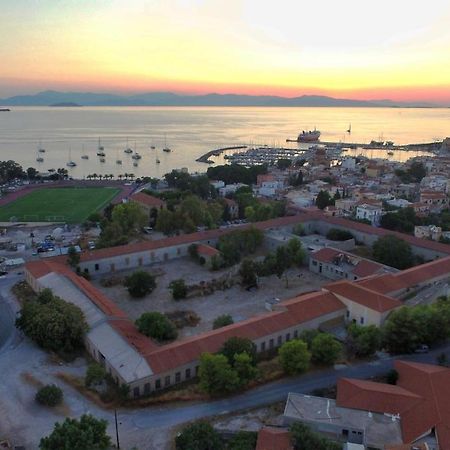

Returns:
91,257,329,338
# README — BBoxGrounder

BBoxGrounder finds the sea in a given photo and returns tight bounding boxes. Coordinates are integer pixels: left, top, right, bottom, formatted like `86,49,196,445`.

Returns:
0,106,449,179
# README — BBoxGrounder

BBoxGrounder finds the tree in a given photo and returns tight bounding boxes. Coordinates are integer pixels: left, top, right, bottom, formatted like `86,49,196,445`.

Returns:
233,352,258,385
227,432,257,450
278,340,311,375
290,422,341,450
16,289,87,355
169,278,188,300
310,333,342,365
135,312,177,342
213,314,234,330
326,228,354,241
277,158,292,170
346,324,381,357
299,329,320,349
239,259,258,287
175,422,223,450
198,353,241,395
382,307,421,354
372,235,414,269
124,271,156,298
111,202,147,235
85,363,107,387
220,337,257,366
67,245,80,268
27,166,39,179
315,190,334,210
39,414,111,450
35,385,63,407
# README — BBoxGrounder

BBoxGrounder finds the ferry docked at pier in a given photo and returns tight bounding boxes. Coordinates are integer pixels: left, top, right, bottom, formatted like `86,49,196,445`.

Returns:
297,128,321,142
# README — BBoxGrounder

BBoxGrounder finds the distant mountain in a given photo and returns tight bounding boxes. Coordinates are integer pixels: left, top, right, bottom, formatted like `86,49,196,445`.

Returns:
49,102,82,107
0,90,444,107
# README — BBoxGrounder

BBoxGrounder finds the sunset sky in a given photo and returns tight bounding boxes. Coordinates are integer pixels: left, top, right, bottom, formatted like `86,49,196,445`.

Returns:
1,0,450,103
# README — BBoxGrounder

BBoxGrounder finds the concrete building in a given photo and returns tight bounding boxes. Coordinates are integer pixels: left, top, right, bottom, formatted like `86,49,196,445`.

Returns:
129,192,165,224
415,225,443,241
309,247,396,281
356,204,383,226
24,213,450,396
419,191,449,214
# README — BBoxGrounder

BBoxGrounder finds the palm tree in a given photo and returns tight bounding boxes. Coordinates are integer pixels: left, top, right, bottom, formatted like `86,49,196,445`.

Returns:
129,173,135,181
118,174,123,181
98,174,103,180
92,173,97,180
123,173,129,180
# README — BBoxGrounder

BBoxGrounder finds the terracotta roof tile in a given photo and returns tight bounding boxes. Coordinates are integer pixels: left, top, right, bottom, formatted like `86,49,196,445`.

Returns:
196,243,220,257
256,427,293,450
326,280,402,313
131,192,165,208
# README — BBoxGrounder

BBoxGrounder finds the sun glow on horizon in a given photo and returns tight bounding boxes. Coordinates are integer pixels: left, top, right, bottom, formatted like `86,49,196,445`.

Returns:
1,0,450,103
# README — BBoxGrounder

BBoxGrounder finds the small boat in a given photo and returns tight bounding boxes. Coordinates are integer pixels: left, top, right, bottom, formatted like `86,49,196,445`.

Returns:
163,134,171,152
98,138,104,151
0,108,10,112
347,124,351,134
124,137,133,154
132,152,142,160
100,157,106,163
38,140,46,153
36,154,44,163
133,161,138,167
156,158,160,164
150,145,156,150
67,147,77,167
48,168,55,173
97,150,105,157
81,144,89,159
387,151,394,156
297,128,321,142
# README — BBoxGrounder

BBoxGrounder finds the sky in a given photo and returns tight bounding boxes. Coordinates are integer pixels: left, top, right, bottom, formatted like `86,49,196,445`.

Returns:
1,0,450,103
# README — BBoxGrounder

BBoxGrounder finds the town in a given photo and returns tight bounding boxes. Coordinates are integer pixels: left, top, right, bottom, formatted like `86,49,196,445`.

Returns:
0,134,450,450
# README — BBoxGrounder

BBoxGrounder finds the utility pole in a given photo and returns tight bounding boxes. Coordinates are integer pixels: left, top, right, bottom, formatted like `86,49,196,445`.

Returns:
114,409,120,449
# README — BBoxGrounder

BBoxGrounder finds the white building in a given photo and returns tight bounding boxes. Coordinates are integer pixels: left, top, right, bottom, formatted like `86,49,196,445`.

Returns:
355,204,383,226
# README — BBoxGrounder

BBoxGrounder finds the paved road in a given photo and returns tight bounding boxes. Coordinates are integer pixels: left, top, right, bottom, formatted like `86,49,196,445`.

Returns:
122,344,450,430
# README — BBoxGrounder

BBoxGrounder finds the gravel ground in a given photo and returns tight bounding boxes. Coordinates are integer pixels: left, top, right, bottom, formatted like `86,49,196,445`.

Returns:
91,258,329,338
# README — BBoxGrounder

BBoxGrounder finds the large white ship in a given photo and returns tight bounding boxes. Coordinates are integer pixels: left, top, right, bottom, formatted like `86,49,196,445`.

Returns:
298,128,321,142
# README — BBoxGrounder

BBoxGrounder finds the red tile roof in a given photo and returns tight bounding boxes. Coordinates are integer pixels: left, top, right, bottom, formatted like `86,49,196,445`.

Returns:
256,427,293,450
326,280,402,313
143,291,345,374
131,192,165,208
337,360,450,449
196,243,220,257
352,259,385,278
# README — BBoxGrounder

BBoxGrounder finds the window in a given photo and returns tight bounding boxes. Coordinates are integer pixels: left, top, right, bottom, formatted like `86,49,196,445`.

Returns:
94,263,99,271
286,333,290,341
177,248,181,255
144,383,150,395
277,336,282,346
125,257,130,266
110,263,115,272
261,342,266,351
294,330,298,338
165,376,170,387
175,372,181,383
360,317,364,324
346,310,350,318
133,386,140,397
185,368,191,379
312,260,317,266
138,257,143,266
155,379,161,389
269,339,274,349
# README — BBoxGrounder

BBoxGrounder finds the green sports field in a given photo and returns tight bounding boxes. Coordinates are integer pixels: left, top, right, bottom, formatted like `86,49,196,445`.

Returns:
0,187,121,223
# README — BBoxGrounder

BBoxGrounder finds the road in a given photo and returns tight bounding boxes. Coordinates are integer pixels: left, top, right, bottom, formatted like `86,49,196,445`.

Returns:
124,345,449,430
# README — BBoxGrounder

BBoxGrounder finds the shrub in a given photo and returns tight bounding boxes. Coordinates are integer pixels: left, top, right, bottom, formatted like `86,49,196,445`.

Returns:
135,312,177,342
278,340,311,375
326,228,353,241
169,278,188,300
175,422,223,450
198,353,241,395
213,314,234,330
311,333,342,365
124,271,156,298
85,363,107,387
35,384,63,407
220,337,257,366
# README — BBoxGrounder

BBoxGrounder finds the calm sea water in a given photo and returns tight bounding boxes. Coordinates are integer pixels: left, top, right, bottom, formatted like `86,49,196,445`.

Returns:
0,106,448,178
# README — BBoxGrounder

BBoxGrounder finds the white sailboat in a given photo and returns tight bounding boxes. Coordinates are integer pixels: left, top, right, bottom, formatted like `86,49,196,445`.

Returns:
124,137,133,154
67,147,77,167
38,140,46,153
36,150,44,163
132,141,141,160
97,138,105,156
116,149,122,165
81,144,89,159
347,124,352,134
163,134,171,152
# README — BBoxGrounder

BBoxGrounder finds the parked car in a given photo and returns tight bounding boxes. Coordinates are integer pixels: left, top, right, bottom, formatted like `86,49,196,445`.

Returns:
414,344,429,353
88,241,96,250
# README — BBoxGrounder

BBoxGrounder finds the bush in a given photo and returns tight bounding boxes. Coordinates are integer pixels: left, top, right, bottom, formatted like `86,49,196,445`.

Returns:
290,422,341,450
39,414,111,450
15,288,87,355
135,312,177,342
124,271,156,298
372,235,414,270
176,422,223,450
346,324,381,357
198,353,241,395
311,333,342,365
228,431,258,450
213,314,234,330
278,340,311,375
35,385,63,407
169,278,188,300
85,363,107,387
326,228,353,241
220,337,257,366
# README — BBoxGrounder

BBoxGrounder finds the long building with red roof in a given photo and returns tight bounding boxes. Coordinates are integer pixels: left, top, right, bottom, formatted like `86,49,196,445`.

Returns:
23,213,450,397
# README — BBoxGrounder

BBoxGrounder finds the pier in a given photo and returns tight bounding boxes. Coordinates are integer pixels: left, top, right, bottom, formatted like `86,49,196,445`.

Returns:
196,145,248,163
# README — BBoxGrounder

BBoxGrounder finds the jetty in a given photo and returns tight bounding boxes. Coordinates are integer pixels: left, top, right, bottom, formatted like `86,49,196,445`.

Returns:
196,145,248,163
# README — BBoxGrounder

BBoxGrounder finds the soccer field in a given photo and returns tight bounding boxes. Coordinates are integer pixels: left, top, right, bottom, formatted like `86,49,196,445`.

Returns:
0,187,121,223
